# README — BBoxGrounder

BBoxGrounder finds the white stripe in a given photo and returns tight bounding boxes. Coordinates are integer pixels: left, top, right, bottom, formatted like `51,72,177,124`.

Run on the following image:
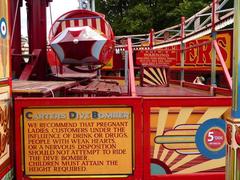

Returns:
61,21,66,31
153,108,169,159
87,19,92,27
51,44,65,62
70,20,75,27
78,20,83,26
51,28,69,44
96,18,101,32
91,40,106,60
163,68,167,84
105,23,109,37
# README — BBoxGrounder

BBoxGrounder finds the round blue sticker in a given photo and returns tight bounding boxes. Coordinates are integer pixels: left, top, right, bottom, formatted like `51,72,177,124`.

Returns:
195,118,226,159
0,17,7,39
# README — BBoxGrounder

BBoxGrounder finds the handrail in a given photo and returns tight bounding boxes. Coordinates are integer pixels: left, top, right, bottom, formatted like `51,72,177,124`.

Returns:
19,49,41,80
213,40,232,89
127,38,137,97
10,0,20,48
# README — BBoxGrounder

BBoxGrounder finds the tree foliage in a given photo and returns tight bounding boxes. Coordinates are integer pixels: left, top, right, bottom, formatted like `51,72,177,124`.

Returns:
96,0,212,35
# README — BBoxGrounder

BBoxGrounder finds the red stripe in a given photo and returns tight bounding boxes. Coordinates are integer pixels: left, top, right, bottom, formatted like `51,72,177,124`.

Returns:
83,19,87,26
92,18,97,30
74,20,79,27
65,20,70,28
100,19,106,34
56,26,62,36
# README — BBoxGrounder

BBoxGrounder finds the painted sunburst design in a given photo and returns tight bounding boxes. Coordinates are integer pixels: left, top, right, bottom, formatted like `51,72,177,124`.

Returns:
141,67,169,87
151,106,230,175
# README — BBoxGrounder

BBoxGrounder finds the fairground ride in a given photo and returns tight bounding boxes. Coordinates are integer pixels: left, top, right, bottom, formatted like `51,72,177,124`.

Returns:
0,0,240,179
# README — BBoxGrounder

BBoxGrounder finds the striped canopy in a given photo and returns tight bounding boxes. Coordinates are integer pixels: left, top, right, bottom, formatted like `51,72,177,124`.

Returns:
48,9,114,67
50,26,114,65
49,9,114,41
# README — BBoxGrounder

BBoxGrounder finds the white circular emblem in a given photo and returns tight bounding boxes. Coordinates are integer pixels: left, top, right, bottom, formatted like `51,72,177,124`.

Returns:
0,18,7,38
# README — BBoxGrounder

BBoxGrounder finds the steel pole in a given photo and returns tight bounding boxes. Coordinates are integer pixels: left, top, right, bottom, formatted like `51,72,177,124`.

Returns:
180,16,185,86
211,0,217,94
149,29,154,49
91,0,95,11
226,0,240,179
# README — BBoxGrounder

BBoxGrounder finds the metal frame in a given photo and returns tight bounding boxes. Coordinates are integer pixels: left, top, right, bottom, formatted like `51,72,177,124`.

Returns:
117,0,233,93
19,49,41,80
115,0,234,51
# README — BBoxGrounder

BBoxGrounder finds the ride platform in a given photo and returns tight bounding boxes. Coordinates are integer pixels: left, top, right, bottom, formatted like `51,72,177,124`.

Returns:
12,80,78,97
68,79,122,97
12,79,226,98
135,84,211,97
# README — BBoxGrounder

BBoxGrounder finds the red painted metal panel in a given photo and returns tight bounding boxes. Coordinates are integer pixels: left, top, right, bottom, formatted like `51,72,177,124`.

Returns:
15,97,143,180
142,97,231,179
151,172,224,180
135,31,232,69
14,96,231,179
25,0,49,80
143,100,151,179
92,18,97,30
143,97,231,108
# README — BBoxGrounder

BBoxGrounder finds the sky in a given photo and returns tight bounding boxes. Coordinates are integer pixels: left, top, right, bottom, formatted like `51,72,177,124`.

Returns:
21,0,79,37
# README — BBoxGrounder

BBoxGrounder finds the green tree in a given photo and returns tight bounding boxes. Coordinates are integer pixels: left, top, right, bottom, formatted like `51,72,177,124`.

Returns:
165,0,212,26
96,0,212,35
119,3,153,34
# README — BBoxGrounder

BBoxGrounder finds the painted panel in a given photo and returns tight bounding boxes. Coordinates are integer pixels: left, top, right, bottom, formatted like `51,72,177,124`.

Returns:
226,119,240,180
150,106,230,175
0,85,11,176
22,106,133,178
140,66,169,87
0,0,10,81
137,31,232,69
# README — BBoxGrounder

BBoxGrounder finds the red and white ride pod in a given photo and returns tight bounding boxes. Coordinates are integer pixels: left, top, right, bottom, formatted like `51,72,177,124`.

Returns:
49,9,115,67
